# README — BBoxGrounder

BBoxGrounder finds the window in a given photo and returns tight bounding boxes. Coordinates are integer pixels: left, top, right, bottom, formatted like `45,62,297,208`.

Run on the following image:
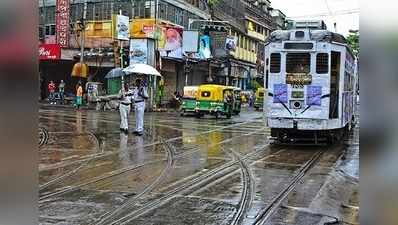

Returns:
316,53,329,74
286,53,311,73
284,43,313,50
201,91,211,97
270,53,281,73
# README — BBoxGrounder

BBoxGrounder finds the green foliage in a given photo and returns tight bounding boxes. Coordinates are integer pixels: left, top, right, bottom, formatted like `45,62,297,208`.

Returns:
347,30,359,57
207,0,219,8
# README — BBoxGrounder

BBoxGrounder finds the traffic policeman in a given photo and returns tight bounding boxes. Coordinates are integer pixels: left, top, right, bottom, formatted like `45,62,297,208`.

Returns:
133,78,148,136
119,82,134,134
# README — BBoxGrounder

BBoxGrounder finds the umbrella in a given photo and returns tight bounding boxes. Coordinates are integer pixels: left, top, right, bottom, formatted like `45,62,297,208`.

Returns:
123,64,162,77
105,68,125,79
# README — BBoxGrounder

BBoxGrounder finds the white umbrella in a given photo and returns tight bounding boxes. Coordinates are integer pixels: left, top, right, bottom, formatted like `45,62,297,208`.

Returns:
122,64,162,77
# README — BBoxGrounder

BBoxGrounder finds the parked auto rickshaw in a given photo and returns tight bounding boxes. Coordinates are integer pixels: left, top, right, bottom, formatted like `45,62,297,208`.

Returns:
227,86,242,115
180,86,198,116
254,87,266,111
195,84,235,119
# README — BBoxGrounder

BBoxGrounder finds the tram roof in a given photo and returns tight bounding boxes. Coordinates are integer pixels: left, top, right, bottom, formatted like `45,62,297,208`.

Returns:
268,29,347,45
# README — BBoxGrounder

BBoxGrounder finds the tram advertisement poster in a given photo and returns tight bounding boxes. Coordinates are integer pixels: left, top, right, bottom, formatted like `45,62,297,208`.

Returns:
273,84,288,103
306,86,322,106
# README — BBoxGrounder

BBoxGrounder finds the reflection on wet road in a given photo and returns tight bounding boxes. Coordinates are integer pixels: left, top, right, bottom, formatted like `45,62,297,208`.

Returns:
39,108,359,225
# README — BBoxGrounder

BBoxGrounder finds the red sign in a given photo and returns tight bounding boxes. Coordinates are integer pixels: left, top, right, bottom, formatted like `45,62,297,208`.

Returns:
39,44,61,60
56,0,70,48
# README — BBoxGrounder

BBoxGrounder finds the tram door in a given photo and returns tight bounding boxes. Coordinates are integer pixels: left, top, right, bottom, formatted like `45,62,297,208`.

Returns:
329,51,341,119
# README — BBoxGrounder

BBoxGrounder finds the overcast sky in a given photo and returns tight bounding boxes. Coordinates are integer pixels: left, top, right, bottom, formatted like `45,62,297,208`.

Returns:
271,0,359,36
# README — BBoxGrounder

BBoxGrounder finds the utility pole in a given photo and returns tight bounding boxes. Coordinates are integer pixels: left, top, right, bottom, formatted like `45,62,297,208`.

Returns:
80,0,87,65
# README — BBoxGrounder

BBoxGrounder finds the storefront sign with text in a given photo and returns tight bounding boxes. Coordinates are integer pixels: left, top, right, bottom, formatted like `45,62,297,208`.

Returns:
39,44,61,60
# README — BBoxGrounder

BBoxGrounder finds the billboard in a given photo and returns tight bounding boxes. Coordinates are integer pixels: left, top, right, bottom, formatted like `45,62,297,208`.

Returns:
198,35,212,59
182,30,199,53
129,39,148,64
55,0,70,47
39,44,61,60
225,36,238,53
114,15,130,40
159,27,183,59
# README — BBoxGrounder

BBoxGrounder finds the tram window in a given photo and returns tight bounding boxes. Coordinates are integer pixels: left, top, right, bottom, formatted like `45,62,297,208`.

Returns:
286,53,310,73
316,53,329,74
270,53,281,73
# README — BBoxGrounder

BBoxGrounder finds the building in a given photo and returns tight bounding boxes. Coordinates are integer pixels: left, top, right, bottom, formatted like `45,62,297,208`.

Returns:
38,0,284,101
270,9,287,30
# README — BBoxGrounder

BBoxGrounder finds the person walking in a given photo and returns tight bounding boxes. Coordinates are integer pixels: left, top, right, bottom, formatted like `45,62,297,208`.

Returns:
59,80,65,104
133,78,148,136
75,82,83,110
48,80,56,104
118,82,134,135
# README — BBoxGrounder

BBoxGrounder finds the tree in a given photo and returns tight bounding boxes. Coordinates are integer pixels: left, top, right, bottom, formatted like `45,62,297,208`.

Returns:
347,30,359,57
206,0,220,18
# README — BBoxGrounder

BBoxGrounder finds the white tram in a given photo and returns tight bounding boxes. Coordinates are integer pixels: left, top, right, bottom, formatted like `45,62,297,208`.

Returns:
264,29,358,144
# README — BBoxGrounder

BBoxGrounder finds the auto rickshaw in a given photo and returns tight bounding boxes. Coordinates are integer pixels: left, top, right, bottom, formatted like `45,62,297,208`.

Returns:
195,84,234,119
180,86,198,116
254,87,266,111
227,86,242,115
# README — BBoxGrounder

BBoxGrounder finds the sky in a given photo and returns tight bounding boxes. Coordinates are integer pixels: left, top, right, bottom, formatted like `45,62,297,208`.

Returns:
271,0,359,36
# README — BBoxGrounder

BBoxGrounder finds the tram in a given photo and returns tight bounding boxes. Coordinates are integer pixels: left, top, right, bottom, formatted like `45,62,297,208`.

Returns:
264,28,358,144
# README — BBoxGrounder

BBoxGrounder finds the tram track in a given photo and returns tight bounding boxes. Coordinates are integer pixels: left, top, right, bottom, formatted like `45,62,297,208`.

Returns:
108,146,285,225
251,149,325,225
94,135,176,225
39,130,102,188
229,149,255,225
39,127,266,201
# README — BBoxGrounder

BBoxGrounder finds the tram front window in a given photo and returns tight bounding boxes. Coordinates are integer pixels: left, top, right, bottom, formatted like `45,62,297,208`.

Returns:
286,53,311,73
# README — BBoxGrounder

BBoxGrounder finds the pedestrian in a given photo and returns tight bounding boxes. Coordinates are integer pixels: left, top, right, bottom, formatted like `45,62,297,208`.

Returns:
75,81,83,110
133,78,148,136
118,82,134,135
59,80,65,104
48,80,56,104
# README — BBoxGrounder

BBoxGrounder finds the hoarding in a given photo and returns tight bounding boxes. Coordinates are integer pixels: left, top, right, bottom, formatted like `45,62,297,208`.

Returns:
130,39,148,64
115,15,130,40
159,27,183,59
39,44,61,60
56,0,70,47
198,35,212,59
182,30,199,53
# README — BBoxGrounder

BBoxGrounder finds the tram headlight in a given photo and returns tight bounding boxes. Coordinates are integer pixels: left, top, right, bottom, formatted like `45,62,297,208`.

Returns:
290,100,303,109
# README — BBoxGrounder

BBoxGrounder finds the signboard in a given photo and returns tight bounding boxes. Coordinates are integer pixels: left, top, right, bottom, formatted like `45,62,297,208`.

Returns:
55,0,70,47
130,39,148,64
306,85,322,106
225,36,237,53
39,44,61,60
115,15,130,40
209,31,228,58
182,30,199,53
159,27,183,59
198,35,212,59
273,84,288,103
286,73,312,85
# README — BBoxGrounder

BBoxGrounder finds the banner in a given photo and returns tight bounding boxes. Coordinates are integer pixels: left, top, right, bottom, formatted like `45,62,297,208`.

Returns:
129,39,148,64
115,15,130,40
182,30,199,53
198,35,212,59
159,27,183,59
56,0,70,47
225,36,237,53
39,44,61,60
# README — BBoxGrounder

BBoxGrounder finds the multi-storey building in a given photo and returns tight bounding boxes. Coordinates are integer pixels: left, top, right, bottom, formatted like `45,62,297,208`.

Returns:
38,0,283,100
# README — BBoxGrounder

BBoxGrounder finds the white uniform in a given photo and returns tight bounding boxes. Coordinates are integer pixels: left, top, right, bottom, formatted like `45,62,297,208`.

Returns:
119,88,134,130
133,86,148,134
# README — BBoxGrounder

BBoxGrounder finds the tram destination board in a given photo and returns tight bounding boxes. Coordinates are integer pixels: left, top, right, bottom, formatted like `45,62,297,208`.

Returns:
286,73,312,85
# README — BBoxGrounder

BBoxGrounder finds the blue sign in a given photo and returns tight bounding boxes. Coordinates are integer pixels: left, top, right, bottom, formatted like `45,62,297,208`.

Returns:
306,86,322,106
273,84,288,103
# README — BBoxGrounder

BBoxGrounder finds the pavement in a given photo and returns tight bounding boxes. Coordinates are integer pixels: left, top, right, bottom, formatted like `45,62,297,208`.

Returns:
38,107,358,225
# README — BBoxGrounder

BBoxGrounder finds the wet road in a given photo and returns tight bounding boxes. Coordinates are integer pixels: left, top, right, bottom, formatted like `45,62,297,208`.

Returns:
38,107,359,225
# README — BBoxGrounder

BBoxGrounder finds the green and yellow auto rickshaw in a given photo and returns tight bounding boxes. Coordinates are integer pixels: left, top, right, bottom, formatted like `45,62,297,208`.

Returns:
227,86,242,115
180,86,198,116
195,84,234,119
254,87,266,111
